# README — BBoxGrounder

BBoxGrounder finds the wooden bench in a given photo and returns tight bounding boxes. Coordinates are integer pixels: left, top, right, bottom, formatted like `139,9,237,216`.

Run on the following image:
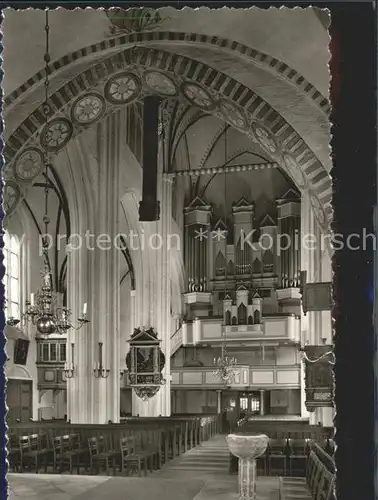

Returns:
279,446,335,500
8,414,219,476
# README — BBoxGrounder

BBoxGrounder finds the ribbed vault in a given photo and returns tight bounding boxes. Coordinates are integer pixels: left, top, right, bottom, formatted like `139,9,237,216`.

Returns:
4,44,331,233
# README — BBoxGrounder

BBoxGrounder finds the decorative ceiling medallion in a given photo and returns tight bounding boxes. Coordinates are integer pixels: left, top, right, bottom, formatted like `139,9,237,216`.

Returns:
251,123,278,155
40,118,73,151
13,147,44,182
219,100,247,129
310,192,326,227
106,8,168,35
144,71,177,96
104,72,141,104
181,82,215,111
282,152,306,189
71,93,106,125
4,181,21,217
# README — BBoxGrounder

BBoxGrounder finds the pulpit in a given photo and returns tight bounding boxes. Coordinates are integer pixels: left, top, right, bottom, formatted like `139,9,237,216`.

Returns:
125,327,166,401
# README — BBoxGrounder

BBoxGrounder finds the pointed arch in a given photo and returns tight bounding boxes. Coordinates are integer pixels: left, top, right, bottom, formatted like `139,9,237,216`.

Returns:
225,310,231,326
227,260,235,276
238,303,247,325
215,251,226,276
253,309,261,324
252,258,262,274
3,231,21,321
4,45,330,229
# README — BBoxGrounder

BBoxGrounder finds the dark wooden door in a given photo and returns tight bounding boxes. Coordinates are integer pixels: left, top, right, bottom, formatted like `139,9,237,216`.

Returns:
6,379,32,423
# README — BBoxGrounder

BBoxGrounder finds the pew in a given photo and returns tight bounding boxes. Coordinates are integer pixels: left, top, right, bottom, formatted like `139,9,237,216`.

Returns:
238,419,331,442
8,414,221,476
278,443,335,500
229,437,333,478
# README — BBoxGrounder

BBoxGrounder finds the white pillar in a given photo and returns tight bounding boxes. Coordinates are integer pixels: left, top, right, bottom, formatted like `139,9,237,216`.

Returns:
300,191,312,421
71,112,121,424
66,242,93,423
259,390,265,416
217,390,222,414
64,139,95,425
131,162,173,417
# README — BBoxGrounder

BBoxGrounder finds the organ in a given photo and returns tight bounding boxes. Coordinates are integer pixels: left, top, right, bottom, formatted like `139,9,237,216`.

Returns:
183,190,302,322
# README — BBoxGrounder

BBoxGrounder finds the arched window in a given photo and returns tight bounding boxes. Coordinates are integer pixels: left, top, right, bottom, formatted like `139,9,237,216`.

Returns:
4,231,21,320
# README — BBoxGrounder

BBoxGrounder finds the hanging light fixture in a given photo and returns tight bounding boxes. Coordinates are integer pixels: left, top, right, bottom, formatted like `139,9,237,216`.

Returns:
213,343,238,384
6,10,89,336
213,123,238,384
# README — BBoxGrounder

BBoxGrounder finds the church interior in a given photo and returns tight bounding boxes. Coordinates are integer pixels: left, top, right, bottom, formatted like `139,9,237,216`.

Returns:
3,7,336,500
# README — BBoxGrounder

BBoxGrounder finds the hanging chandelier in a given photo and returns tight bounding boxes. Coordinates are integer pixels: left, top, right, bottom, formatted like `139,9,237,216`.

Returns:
213,343,238,384
6,10,89,336
212,123,238,384
6,264,89,335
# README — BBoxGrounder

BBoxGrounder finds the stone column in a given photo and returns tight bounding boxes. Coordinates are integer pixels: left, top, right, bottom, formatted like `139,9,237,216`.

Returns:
259,390,265,416
300,191,312,421
92,113,121,423
156,175,173,416
64,139,95,425
217,390,222,414
227,433,269,500
131,169,173,416
66,243,93,423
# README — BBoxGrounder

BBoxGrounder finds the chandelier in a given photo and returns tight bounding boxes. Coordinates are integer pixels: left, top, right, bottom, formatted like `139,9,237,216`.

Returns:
6,10,89,336
213,343,238,384
212,123,238,384
7,265,89,335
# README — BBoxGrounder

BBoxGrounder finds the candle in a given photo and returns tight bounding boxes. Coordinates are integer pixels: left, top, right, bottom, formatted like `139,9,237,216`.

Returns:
64,362,67,370
82,303,87,315
30,293,34,306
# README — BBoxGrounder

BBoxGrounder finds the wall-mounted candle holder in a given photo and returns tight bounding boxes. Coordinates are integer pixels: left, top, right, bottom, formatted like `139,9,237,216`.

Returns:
63,343,75,378
93,342,110,378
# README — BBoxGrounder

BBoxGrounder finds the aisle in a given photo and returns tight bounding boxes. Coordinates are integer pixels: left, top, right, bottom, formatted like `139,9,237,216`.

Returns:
154,434,231,476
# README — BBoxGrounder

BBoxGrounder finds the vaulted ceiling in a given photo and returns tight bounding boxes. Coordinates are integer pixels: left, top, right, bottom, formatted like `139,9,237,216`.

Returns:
2,7,332,231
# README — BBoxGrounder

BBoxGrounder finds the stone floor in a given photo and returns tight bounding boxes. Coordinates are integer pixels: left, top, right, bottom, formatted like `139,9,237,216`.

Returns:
7,474,279,500
7,435,279,500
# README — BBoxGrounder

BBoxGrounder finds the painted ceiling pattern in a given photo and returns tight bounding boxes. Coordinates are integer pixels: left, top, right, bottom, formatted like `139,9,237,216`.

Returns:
4,45,331,234
5,30,330,115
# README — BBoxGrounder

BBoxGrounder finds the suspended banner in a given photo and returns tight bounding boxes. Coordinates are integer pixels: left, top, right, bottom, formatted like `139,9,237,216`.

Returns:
303,344,334,411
